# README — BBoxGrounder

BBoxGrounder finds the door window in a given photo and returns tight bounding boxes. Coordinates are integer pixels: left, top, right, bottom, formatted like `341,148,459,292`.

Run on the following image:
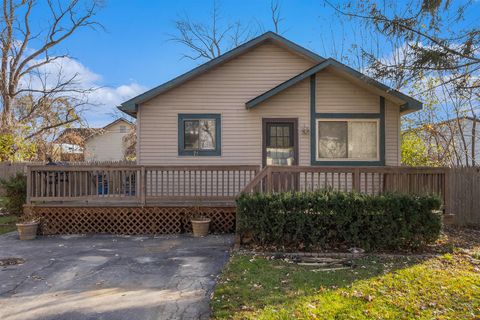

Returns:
266,122,295,165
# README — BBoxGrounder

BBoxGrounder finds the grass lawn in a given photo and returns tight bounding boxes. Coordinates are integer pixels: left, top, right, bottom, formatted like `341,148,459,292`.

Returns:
0,196,18,235
212,228,480,319
0,214,17,235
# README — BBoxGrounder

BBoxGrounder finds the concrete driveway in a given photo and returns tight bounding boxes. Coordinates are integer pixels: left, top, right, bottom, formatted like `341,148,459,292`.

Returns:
0,232,234,320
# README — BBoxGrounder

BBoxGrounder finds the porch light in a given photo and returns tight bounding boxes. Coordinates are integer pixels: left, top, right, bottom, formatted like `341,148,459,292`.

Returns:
301,124,310,135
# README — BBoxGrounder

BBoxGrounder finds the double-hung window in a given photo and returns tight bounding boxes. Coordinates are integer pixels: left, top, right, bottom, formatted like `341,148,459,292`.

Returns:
178,114,221,156
316,119,379,161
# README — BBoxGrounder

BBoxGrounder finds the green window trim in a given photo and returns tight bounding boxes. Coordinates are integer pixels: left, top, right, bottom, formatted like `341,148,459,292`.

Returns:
178,114,221,156
309,74,386,166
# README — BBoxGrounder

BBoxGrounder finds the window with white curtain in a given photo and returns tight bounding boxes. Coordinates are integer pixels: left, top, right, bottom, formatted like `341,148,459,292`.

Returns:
317,119,379,161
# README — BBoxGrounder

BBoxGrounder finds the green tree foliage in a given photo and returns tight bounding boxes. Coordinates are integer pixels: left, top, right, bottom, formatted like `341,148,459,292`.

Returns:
401,131,441,166
0,129,36,162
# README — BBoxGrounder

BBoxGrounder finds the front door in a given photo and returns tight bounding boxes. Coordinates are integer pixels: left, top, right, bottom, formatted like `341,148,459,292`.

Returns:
262,119,298,167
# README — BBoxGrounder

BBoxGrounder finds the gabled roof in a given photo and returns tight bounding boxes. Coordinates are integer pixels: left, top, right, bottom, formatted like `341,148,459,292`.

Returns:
54,128,102,144
118,32,325,117
246,58,422,113
102,117,134,130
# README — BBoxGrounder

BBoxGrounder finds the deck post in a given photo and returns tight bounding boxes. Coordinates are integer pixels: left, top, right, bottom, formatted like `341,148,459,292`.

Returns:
266,166,273,193
353,168,360,192
140,166,146,206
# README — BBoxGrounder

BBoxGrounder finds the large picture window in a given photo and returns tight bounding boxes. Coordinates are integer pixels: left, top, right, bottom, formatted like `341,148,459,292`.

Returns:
316,119,379,161
178,114,221,156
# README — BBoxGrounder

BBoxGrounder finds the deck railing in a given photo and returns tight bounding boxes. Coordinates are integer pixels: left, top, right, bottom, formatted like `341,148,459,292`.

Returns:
241,166,448,209
26,164,448,208
26,165,260,205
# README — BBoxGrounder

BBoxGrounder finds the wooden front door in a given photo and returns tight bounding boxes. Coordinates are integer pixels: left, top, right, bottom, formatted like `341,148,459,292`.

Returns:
262,118,298,167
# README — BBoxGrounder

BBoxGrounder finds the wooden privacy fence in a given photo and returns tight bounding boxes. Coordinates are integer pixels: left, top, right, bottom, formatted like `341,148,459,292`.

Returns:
447,166,480,226
26,164,260,205
0,162,42,195
242,166,448,208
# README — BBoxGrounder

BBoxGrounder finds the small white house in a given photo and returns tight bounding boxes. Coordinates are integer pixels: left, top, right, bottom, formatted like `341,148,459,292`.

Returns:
55,118,134,162
84,118,134,161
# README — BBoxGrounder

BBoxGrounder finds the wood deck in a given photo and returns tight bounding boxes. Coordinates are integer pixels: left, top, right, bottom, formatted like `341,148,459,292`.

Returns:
26,165,259,207
24,164,466,235
26,164,449,209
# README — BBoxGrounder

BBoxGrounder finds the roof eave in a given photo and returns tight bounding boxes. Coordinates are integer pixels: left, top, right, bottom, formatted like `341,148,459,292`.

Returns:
117,105,137,118
400,101,423,114
246,58,423,114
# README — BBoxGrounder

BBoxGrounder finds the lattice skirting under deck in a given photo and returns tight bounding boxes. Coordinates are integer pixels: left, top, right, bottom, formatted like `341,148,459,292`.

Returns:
31,206,236,235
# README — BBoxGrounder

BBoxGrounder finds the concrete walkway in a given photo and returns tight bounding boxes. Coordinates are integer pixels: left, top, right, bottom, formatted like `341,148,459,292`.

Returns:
0,232,234,320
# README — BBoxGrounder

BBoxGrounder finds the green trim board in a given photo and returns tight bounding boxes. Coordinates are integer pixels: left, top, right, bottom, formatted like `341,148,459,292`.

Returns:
118,32,325,117
309,74,386,166
315,113,381,119
178,114,222,156
247,58,422,113
310,74,317,165
379,96,386,165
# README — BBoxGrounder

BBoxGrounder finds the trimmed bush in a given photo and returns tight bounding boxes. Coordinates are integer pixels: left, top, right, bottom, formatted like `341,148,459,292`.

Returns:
236,190,442,251
0,172,27,215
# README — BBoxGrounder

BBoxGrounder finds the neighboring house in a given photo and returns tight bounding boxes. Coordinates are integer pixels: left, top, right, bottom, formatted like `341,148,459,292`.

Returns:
118,32,421,167
54,118,134,162
409,116,479,166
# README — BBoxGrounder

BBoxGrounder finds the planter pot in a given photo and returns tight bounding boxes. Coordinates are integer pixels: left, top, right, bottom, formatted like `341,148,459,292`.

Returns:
16,222,39,240
191,218,211,237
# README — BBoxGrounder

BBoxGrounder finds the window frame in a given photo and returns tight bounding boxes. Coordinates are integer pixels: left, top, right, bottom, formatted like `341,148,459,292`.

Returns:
178,113,221,156
315,118,380,162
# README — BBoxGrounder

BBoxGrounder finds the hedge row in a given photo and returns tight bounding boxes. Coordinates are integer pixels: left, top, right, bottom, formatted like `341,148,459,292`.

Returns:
236,190,443,251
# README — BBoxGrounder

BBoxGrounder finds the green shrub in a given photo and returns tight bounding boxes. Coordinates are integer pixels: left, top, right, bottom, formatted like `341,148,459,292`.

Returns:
0,172,27,214
236,190,442,251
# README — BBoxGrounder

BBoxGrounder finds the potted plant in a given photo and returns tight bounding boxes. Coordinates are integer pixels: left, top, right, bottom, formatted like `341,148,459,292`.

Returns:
191,215,211,237
16,215,40,240
190,198,211,237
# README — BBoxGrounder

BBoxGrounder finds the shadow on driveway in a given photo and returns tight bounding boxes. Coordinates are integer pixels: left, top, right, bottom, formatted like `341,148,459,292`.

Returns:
0,232,234,320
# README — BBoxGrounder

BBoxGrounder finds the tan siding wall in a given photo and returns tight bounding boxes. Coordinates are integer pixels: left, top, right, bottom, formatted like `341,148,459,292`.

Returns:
138,42,401,166
316,70,379,113
315,69,401,165
385,100,401,165
139,42,314,165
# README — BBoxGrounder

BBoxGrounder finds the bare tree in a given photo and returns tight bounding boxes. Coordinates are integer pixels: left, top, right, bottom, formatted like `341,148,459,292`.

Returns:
0,0,102,159
270,0,284,34
170,0,256,61
324,0,480,96
321,0,480,166
123,126,136,161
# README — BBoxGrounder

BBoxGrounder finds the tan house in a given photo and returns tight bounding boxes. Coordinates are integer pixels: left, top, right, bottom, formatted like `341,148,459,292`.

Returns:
119,32,421,167
55,118,133,162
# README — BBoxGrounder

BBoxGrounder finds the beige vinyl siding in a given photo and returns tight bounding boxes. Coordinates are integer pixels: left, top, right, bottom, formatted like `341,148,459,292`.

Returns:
85,122,131,161
138,42,314,165
138,41,402,166
316,69,379,113
314,69,401,165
